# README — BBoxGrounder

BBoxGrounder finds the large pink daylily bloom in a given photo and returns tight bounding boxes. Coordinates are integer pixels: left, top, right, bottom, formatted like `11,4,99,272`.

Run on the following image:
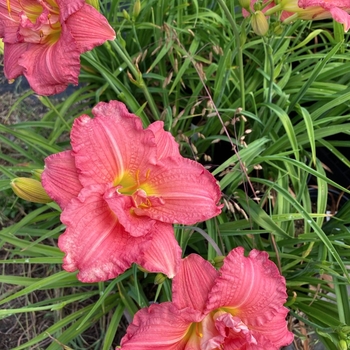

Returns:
0,0,115,95
42,100,222,283
120,247,294,349
280,0,350,31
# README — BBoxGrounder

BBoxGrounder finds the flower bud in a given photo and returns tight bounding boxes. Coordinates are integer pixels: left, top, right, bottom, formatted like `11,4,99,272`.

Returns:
133,0,141,19
154,273,167,285
338,339,348,350
213,256,225,268
11,177,52,204
0,40,4,55
251,11,269,36
238,0,251,10
122,9,130,21
85,0,99,10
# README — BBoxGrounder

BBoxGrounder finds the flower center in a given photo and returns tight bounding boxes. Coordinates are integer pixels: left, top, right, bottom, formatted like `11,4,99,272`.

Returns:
184,310,257,349
4,0,61,45
116,170,163,211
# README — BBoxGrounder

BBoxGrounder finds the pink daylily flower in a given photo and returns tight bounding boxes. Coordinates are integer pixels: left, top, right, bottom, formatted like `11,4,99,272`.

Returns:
42,100,222,282
281,0,350,31
120,247,294,350
0,0,115,95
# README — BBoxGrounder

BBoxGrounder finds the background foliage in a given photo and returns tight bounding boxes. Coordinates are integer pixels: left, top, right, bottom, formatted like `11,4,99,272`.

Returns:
1,0,350,349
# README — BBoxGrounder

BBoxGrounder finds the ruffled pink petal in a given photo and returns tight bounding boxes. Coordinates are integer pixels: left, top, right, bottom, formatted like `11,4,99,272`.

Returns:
329,7,350,31
71,101,157,187
58,184,151,283
299,0,350,7
147,121,181,160
56,0,85,22
120,303,199,350
250,308,294,348
136,221,182,278
66,4,115,53
42,150,82,210
172,254,219,312
104,187,156,237
134,157,222,225
206,247,289,327
3,42,27,79
18,24,80,95
0,16,20,42
200,313,225,349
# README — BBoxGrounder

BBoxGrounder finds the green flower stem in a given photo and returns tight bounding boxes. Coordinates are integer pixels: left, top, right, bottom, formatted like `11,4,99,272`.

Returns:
110,39,160,121
217,0,245,109
264,3,282,16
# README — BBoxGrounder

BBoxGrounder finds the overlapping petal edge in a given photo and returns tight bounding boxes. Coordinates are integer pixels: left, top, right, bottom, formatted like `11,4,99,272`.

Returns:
42,100,222,282
0,0,116,95
120,247,294,349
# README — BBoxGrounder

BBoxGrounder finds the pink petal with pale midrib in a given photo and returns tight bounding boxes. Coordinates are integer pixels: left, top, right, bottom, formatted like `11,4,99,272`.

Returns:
205,248,289,327
172,254,219,312
18,25,81,95
59,185,150,282
66,4,115,53
120,303,200,349
42,150,82,210
134,157,222,224
136,221,182,279
71,102,157,187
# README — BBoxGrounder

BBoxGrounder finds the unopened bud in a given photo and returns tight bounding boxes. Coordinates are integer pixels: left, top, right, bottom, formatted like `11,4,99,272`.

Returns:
341,326,350,334
85,0,99,10
213,256,225,269
122,9,130,20
238,0,250,10
154,273,167,285
0,40,4,55
11,177,52,203
338,339,348,350
251,11,269,36
133,0,141,19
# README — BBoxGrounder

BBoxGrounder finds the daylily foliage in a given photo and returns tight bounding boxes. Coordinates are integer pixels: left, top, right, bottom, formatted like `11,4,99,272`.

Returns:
0,0,115,95
42,101,222,282
120,247,294,349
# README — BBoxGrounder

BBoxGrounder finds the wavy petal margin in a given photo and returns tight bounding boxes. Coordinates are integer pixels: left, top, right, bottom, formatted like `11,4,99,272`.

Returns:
71,101,156,187
206,247,289,327
146,121,181,160
58,185,150,282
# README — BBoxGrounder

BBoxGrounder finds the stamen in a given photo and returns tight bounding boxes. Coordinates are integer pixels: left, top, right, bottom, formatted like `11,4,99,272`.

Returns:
7,0,11,15
39,0,60,15
195,323,203,338
47,14,61,30
135,169,140,186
